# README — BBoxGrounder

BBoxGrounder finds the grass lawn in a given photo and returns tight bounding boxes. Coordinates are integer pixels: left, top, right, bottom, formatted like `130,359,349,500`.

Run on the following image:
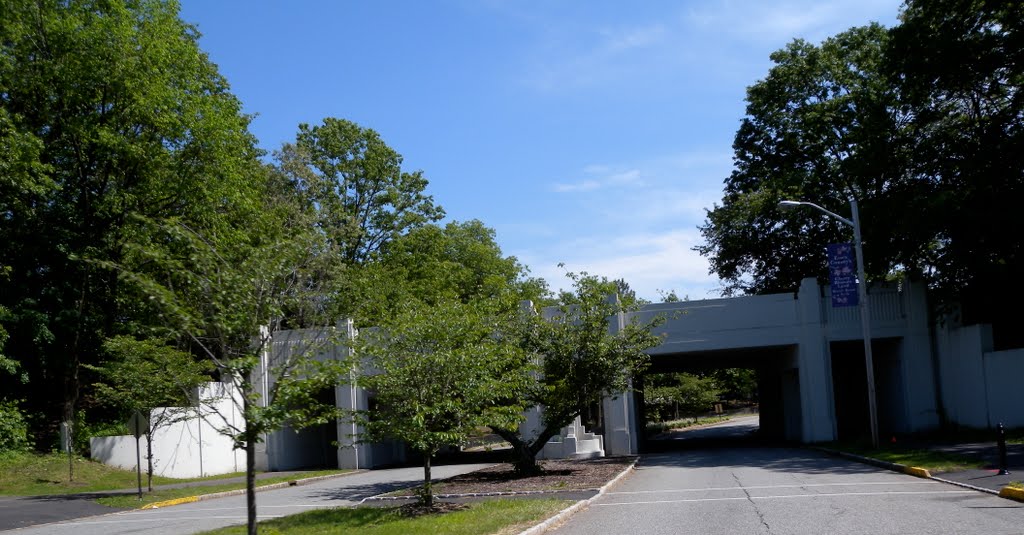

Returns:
199,498,573,535
646,415,733,435
0,451,348,508
822,443,986,473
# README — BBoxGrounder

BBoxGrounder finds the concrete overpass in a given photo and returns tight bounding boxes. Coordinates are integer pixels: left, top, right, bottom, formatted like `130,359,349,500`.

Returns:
598,277,939,454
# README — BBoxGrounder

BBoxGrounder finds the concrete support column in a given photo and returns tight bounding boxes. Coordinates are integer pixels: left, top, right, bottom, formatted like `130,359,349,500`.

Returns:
796,278,837,442
602,390,638,455
336,380,366,469
900,278,940,432
602,295,639,455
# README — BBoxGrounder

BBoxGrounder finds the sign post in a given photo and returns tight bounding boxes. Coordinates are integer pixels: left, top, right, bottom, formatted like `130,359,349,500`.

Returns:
127,411,146,500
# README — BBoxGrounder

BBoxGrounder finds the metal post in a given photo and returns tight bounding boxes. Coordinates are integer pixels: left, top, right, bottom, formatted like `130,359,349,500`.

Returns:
998,423,1010,475
850,198,879,449
135,435,143,500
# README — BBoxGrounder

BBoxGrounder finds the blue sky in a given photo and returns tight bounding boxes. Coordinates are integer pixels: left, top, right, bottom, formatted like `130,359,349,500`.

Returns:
179,0,902,301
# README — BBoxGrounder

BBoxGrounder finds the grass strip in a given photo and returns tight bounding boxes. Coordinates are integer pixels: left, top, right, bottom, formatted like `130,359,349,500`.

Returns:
646,415,733,435
0,451,346,506
823,443,985,473
199,498,572,535
0,451,248,496
95,469,348,508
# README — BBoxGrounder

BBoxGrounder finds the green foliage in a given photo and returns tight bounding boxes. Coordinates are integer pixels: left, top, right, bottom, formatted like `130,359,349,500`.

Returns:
699,2,1024,328
493,271,663,472
89,336,212,416
346,220,550,324
884,0,1024,324
644,373,720,422
697,24,899,296
0,400,32,452
114,203,349,530
0,0,260,445
711,368,758,401
355,298,532,504
276,117,445,266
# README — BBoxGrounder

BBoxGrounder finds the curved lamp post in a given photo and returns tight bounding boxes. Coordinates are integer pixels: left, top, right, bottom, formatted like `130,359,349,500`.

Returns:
778,198,878,448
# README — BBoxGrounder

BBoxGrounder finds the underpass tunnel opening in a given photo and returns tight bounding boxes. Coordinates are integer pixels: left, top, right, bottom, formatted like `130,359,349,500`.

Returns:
271,385,340,470
639,346,793,450
830,337,905,442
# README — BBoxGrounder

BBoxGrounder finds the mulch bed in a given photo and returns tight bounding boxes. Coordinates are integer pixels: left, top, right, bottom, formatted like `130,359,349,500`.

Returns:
394,456,637,496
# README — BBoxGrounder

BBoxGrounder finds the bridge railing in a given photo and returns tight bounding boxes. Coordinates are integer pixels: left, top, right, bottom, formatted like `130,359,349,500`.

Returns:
822,283,905,326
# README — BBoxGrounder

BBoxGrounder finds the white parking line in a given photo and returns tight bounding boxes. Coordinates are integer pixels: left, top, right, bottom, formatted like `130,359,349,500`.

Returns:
35,515,284,527
608,480,937,495
595,490,977,506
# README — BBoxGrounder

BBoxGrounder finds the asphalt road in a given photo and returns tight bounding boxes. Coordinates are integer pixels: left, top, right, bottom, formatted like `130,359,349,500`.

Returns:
552,447,1024,535
8,463,492,535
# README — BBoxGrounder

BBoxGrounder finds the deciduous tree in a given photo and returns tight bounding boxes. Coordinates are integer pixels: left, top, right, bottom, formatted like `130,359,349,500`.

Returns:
354,298,532,506
87,336,212,490
492,272,663,474
0,0,259,447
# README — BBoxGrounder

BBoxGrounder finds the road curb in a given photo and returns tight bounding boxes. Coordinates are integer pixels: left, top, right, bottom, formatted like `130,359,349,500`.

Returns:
998,486,1024,501
140,470,364,509
811,447,1011,498
518,457,638,535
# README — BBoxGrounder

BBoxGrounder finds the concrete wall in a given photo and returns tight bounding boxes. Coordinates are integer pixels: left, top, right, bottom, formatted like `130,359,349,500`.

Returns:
91,382,243,478
930,321,1024,429
984,348,1024,428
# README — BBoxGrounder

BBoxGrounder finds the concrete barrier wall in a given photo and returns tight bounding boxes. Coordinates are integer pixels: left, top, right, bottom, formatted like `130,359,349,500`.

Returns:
935,324,992,428
90,382,243,478
984,348,1024,428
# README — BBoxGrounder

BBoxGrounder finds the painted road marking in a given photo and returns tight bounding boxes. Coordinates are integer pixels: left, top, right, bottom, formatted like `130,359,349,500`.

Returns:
595,490,977,506
608,480,937,495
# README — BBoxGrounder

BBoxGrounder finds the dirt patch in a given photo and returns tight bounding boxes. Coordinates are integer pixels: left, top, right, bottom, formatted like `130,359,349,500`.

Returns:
396,456,636,496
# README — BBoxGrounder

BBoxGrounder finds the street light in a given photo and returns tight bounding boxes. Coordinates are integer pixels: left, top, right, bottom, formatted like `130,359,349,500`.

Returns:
778,198,879,448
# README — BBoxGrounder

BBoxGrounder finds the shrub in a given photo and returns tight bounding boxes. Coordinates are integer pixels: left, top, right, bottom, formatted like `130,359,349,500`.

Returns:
0,400,33,452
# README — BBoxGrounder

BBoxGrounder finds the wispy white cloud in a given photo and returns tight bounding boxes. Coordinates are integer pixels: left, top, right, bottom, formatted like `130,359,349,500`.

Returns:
518,228,720,302
513,0,900,93
551,166,643,193
684,0,898,44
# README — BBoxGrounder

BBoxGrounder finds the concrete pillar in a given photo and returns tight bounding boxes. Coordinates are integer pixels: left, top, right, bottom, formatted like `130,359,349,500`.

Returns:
899,278,940,432
602,390,637,455
796,278,837,442
601,295,639,455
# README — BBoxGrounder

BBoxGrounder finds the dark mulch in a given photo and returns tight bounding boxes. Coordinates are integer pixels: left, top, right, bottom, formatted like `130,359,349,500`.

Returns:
396,501,469,517
396,456,636,496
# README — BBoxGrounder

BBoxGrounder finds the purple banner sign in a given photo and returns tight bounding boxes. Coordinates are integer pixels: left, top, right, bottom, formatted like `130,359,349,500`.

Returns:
827,243,858,307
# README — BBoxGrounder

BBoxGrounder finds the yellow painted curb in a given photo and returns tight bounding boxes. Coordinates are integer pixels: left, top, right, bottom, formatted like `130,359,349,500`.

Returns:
999,486,1024,502
903,466,932,478
141,495,199,509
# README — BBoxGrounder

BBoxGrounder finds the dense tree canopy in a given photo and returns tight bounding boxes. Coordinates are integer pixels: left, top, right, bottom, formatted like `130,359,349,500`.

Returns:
698,1,1024,336
886,0,1024,324
345,220,549,325
276,117,445,266
697,24,901,296
0,0,260,439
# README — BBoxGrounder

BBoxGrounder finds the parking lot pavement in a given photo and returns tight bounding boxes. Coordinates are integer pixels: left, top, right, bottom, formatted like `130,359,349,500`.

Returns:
551,448,1024,535
7,463,493,535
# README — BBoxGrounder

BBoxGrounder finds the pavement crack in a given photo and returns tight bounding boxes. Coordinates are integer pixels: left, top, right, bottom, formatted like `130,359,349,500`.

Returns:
732,472,771,535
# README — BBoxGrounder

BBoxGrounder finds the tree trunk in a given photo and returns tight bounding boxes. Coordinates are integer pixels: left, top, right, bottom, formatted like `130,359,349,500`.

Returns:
246,433,256,535
492,427,544,476
421,454,433,507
